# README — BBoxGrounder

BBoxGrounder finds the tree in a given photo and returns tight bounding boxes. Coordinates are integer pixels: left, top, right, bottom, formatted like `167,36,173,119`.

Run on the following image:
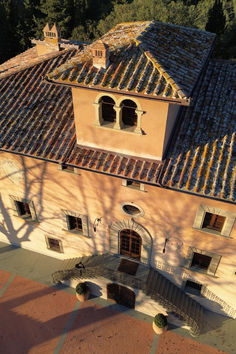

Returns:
97,0,199,35
205,0,226,34
39,0,74,38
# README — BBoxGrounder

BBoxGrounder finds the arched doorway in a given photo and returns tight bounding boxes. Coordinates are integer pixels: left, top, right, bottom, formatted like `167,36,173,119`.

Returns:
107,283,135,309
120,229,142,260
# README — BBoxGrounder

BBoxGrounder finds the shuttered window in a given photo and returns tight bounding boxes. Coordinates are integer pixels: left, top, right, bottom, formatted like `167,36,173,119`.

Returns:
68,216,83,231
10,196,37,222
62,210,89,237
185,247,221,276
202,213,225,232
193,205,235,238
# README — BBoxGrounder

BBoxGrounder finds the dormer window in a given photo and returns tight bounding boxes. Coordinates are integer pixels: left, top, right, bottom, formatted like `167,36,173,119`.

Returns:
100,96,116,123
121,100,137,127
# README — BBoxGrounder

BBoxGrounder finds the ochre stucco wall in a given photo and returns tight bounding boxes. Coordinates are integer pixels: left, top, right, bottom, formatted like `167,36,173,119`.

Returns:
72,87,180,160
0,152,235,314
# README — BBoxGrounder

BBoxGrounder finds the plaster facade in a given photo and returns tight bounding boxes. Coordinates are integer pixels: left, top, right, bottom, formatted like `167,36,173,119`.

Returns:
72,87,180,160
0,151,235,317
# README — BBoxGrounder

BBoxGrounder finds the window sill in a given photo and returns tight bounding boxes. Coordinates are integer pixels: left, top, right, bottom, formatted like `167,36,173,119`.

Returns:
95,122,142,135
192,227,231,239
60,168,75,174
13,215,38,223
182,267,218,278
185,288,202,296
122,185,146,192
62,229,90,238
47,247,63,253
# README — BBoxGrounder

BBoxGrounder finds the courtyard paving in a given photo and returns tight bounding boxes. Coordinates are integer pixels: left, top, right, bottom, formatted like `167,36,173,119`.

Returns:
0,241,235,354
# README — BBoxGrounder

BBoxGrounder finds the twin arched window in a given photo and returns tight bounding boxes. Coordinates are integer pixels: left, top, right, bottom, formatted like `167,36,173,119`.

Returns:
99,96,138,128
100,96,116,123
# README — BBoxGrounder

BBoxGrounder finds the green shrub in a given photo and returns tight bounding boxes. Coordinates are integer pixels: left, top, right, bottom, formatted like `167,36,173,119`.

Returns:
76,282,89,295
154,313,167,328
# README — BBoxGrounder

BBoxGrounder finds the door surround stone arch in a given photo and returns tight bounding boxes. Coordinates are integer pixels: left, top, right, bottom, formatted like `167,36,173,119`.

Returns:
109,218,152,264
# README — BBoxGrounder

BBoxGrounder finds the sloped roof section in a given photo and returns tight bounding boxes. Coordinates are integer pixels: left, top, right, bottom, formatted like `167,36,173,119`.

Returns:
161,60,236,202
0,47,68,79
47,21,215,103
64,145,163,183
0,49,78,161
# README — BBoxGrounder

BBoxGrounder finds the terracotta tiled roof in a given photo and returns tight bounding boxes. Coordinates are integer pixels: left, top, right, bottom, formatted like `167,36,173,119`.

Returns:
64,145,163,183
0,34,234,203
0,47,69,79
161,60,236,202
0,49,78,161
47,21,215,103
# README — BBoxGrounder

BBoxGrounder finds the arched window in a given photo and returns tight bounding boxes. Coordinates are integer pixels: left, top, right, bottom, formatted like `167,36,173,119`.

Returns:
100,96,116,123
120,229,142,260
121,99,137,127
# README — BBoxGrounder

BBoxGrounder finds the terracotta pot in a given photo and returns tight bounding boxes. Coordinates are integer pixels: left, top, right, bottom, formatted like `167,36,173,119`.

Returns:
76,290,90,302
152,321,168,335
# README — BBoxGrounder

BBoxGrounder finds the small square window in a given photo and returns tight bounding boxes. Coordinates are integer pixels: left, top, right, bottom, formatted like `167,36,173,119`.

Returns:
16,201,32,218
10,196,37,222
202,213,225,232
46,237,63,253
62,211,89,237
185,280,202,296
122,179,144,191
191,252,212,271
67,215,83,232
127,180,141,189
61,165,74,173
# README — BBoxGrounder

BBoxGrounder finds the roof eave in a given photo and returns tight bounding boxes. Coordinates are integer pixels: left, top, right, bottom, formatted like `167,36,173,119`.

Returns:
44,77,191,106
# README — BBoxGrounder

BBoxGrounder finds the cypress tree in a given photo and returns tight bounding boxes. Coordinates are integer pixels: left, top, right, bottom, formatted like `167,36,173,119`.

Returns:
205,0,226,34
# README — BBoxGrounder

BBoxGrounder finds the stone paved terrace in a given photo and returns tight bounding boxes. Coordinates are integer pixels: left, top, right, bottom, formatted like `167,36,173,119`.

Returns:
0,241,235,354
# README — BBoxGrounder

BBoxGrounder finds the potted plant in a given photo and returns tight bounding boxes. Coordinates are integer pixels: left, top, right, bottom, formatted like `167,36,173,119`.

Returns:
152,313,168,334
75,282,90,302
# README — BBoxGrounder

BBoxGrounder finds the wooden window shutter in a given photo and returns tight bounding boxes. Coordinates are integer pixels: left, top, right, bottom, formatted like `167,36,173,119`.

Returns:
29,201,37,221
185,247,194,268
81,215,89,236
207,254,221,276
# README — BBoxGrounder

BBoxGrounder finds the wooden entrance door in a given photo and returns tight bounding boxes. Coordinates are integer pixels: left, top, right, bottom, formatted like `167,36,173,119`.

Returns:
107,283,135,309
120,229,142,260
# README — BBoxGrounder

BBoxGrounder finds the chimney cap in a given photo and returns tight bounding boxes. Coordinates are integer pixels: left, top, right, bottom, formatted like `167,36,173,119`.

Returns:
93,39,109,51
43,23,50,32
51,23,61,36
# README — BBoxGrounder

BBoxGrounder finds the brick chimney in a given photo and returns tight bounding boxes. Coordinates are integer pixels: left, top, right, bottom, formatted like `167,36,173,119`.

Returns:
92,40,109,69
32,23,61,56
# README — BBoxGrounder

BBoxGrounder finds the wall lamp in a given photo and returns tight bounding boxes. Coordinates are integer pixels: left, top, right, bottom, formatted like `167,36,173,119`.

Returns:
162,238,169,253
163,237,183,253
93,217,102,232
